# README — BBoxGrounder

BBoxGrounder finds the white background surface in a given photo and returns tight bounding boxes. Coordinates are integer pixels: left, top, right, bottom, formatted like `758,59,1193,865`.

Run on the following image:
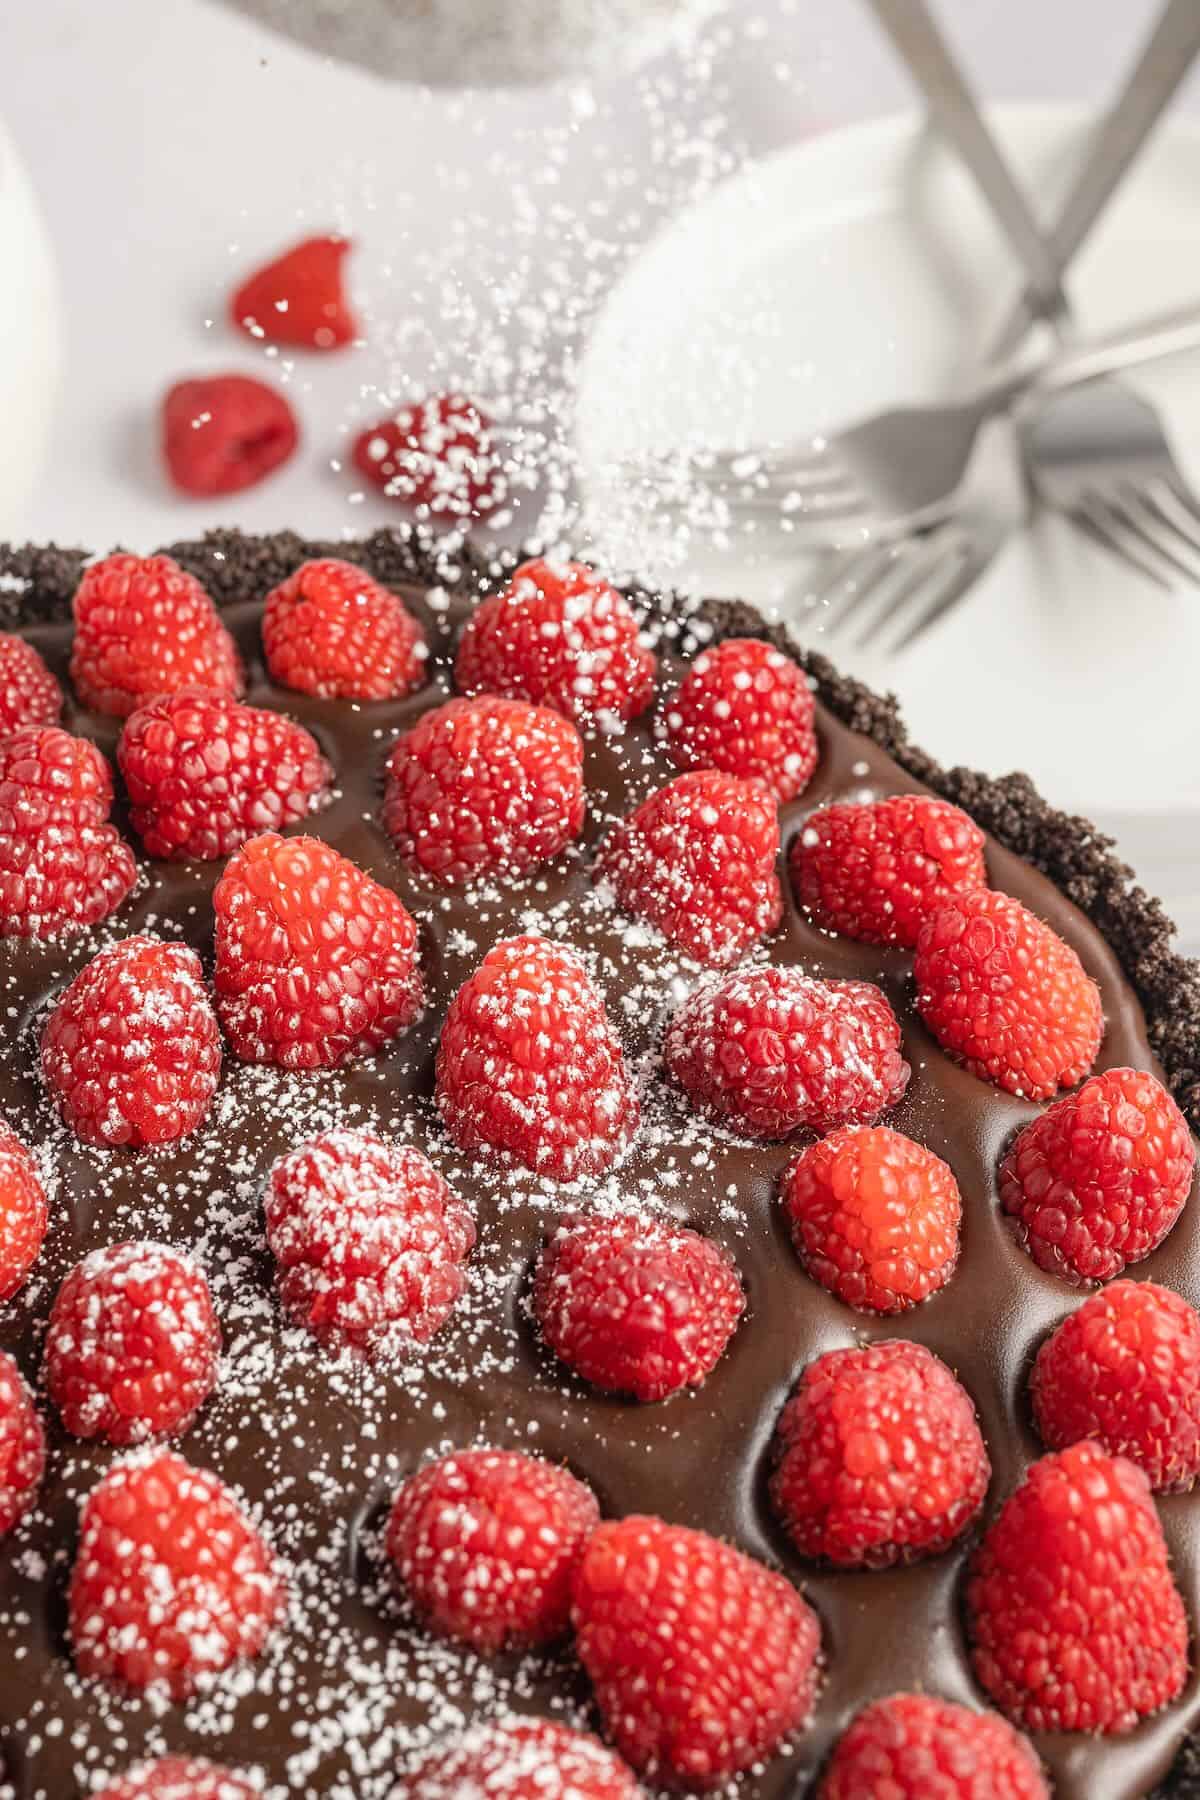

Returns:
3,0,1200,941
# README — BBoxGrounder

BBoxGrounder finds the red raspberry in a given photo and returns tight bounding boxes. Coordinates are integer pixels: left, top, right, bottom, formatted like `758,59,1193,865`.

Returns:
265,1129,475,1355
0,634,62,733
0,1351,45,1538
915,889,1103,1100
456,558,656,729
70,553,243,719
402,1719,643,1800
162,374,299,497
41,935,221,1148
213,832,423,1069
663,637,816,801
94,1759,257,1800
818,1694,1049,1800
1031,1280,1200,1491
0,820,137,940
352,392,505,518
769,1339,989,1569
69,1449,284,1698
230,233,357,349
793,794,988,948
572,1514,821,1789
436,935,638,1181
386,1447,599,1653
0,725,113,830
532,1211,744,1401
44,1242,220,1445
967,1440,1188,1733
781,1126,961,1313
665,965,910,1138
999,1066,1194,1283
262,556,427,702
595,769,782,967
0,724,138,937
0,1122,48,1301
118,688,332,861
383,696,585,886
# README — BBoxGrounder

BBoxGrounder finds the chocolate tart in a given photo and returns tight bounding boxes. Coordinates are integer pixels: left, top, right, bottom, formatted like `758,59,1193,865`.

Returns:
0,526,1198,1800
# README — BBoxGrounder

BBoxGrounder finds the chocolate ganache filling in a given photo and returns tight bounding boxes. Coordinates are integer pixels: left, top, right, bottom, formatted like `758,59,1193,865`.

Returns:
0,527,1198,1800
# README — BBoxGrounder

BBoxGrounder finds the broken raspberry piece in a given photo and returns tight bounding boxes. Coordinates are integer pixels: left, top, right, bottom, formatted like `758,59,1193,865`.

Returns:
230,234,357,349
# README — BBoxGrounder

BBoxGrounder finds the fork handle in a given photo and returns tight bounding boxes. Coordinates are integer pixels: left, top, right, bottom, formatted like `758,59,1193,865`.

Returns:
1032,301,1200,394
976,299,1200,411
989,0,1200,358
864,0,1065,316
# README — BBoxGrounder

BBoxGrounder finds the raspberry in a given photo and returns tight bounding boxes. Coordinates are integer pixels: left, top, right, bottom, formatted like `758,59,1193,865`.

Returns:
0,724,138,937
70,553,243,719
0,634,62,733
781,1126,961,1313
352,392,505,518
0,1351,44,1538
230,233,357,349
118,688,332,861
386,1447,599,1653
69,1449,284,1698
0,1122,48,1301
999,1066,1193,1283
0,821,136,940
769,1340,989,1569
41,936,221,1148
0,725,113,830
666,965,910,1138
969,1440,1189,1733
436,935,637,1181
663,637,816,800
793,794,988,948
213,832,422,1069
1031,1280,1200,1491
818,1694,1049,1800
456,558,656,729
532,1211,744,1401
44,1242,220,1445
162,374,299,497
915,889,1103,1100
383,696,585,886
94,1759,257,1800
265,1129,474,1355
402,1719,643,1800
262,557,427,702
572,1514,821,1789
595,769,782,967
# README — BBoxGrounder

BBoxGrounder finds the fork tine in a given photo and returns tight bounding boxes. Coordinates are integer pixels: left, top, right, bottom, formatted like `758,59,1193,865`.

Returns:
819,543,912,636
886,537,984,653
728,482,872,521
801,543,900,632
1072,493,1176,588
1144,477,1200,554
854,529,969,650
1108,487,1200,582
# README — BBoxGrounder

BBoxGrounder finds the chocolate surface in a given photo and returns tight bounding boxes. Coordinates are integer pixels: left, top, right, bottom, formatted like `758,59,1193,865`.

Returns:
0,531,1198,1800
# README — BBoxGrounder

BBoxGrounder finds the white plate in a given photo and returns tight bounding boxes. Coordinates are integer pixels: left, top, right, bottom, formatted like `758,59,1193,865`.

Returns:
0,114,59,539
575,104,1200,823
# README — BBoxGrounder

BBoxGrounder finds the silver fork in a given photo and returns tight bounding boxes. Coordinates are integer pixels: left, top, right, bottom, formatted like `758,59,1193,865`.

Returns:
1023,384,1200,587
795,0,1200,648
627,0,1200,553
793,422,1022,655
634,303,1200,550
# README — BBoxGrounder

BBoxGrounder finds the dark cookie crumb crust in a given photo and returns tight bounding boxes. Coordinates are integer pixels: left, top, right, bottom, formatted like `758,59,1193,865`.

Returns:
1,524,1198,1798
